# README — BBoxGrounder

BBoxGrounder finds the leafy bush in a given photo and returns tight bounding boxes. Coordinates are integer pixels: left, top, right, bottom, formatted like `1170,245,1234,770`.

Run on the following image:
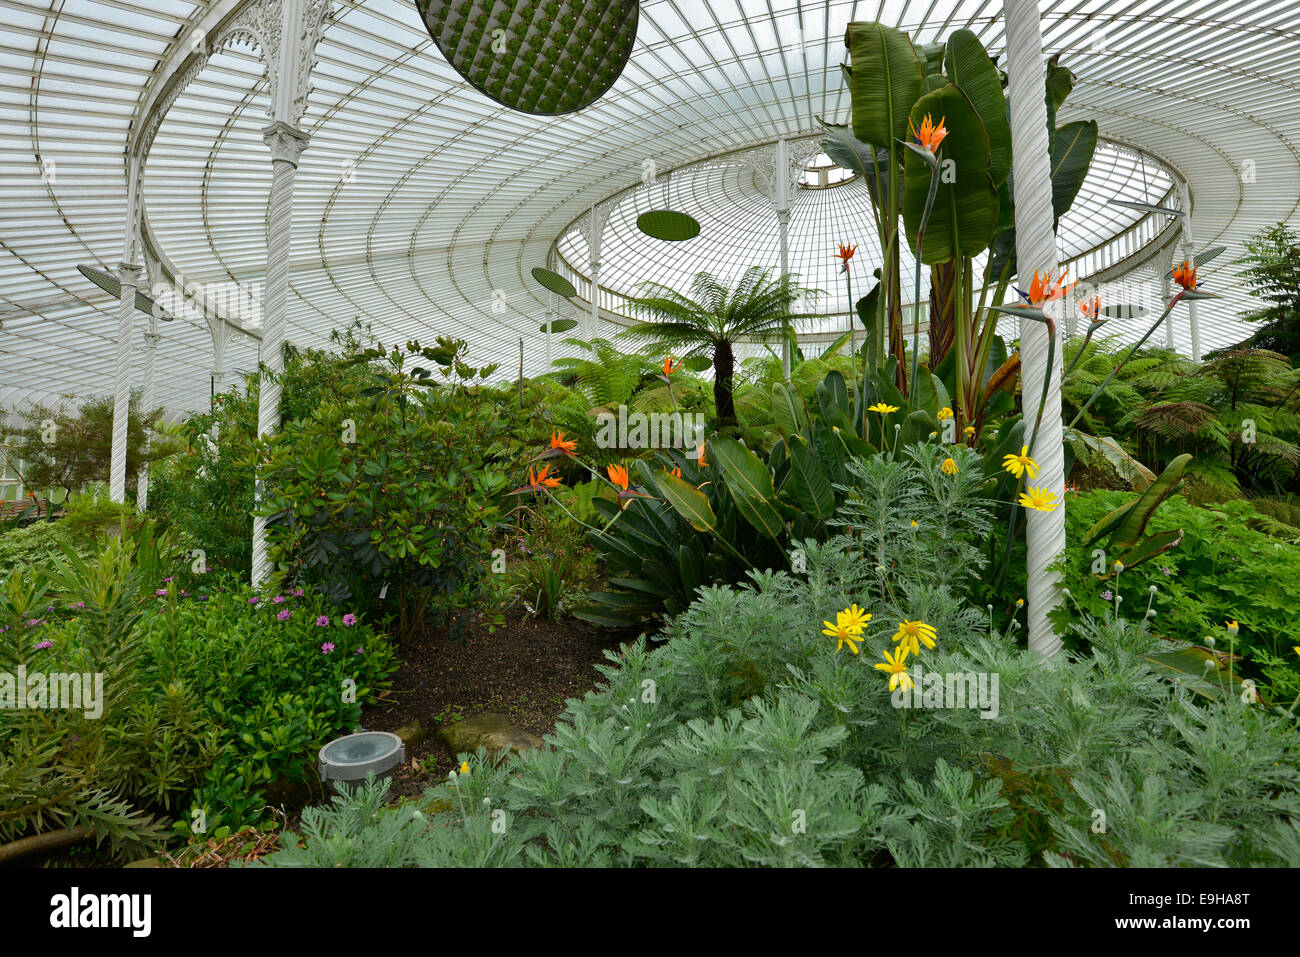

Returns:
149,327,383,583
0,519,84,573
258,339,510,641
0,526,396,859
1050,490,1300,695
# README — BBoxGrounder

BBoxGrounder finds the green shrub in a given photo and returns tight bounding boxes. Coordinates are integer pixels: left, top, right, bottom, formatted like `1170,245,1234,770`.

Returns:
149,328,382,583
258,340,510,641
0,520,84,573
0,526,396,859
1047,490,1300,695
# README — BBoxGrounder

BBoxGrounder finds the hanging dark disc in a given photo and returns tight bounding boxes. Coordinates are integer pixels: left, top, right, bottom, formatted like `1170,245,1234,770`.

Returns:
78,263,168,319
415,1,638,115
540,317,579,333
530,266,578,298
637,209,701,241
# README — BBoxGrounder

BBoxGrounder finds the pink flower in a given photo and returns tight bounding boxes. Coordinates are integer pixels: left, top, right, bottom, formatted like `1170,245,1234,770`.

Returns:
155,589,168,597
342,613,357,627
315,615,330,627
293,588,304,597
353,647,364,656
249,597,259,605
34,640,52,650
1101,590,1113,601
277,609,291,621
321,642,335,654
272,595,286,604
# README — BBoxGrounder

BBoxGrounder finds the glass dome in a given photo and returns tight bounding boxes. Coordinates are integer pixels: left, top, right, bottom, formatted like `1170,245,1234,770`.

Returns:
1,0,1296,415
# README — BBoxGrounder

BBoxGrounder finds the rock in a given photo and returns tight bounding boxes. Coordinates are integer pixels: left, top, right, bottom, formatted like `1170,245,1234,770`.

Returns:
395,719,426,748
437,713,544,757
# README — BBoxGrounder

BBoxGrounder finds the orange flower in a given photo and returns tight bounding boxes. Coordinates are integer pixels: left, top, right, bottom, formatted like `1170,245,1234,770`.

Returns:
509,463,561,496
607,462,652,510
669,466,682,479
1080,296,1102,321
1172,260,1197,291
696,442,708,467
662,355,682,378
1018,268,1077,308
836,243,857,274
547,430,578,458
909,113,948,154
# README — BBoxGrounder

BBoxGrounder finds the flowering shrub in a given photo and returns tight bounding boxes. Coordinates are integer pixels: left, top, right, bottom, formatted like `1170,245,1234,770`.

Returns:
0,529,395,859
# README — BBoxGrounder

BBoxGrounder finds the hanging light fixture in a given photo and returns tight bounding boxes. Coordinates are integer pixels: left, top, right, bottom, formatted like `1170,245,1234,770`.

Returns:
637,169,701,241
1108,149,1182,217
415,0,638,115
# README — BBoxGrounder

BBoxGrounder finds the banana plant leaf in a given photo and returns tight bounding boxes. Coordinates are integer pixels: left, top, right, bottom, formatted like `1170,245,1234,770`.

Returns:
902,84,1000,263
846,22,924,149
943,29,1011,188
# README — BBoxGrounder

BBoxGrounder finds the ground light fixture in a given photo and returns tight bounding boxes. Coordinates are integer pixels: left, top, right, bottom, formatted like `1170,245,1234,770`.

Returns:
317,731,405,794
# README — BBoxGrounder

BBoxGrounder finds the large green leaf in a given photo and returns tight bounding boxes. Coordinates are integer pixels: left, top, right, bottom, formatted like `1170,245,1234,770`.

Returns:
1082,498,1140,548
846,22,924,148
655,471,717,533
785,436,836,523
1050,120,1098,230
943,29,1011,188
1117,527,1184,571
710,436,785,541
1111,453,1191,550
821,121,891,204
819,370,850,415
902,84,1000,264
771,383,810,438
1068,431,1157,490
1044,55,1076,134
1144,646,1251,702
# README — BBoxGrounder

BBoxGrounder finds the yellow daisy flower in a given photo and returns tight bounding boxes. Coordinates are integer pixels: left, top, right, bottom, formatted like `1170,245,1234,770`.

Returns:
874,646,913,692
893,619,938,655
821,617,862,655
941,457,958,476
868,402,899,415
839,604,872,633
1018,487,1059,512
937,407,954,421
1002,445,1040,479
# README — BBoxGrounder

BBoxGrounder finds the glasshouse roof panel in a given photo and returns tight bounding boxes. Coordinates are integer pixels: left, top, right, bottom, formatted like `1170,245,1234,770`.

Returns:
0,0,1297,413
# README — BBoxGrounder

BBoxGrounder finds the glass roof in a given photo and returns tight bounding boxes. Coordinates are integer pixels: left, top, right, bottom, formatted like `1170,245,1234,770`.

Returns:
555,138,1175,339
2,0,1299,415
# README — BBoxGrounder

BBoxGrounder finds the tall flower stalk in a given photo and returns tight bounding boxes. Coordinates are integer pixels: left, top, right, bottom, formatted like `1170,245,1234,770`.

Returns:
901,115,946,413
837,243,858,359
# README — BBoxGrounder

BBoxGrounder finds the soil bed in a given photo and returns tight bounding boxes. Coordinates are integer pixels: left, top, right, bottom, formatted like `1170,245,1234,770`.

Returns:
361,611,637,801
